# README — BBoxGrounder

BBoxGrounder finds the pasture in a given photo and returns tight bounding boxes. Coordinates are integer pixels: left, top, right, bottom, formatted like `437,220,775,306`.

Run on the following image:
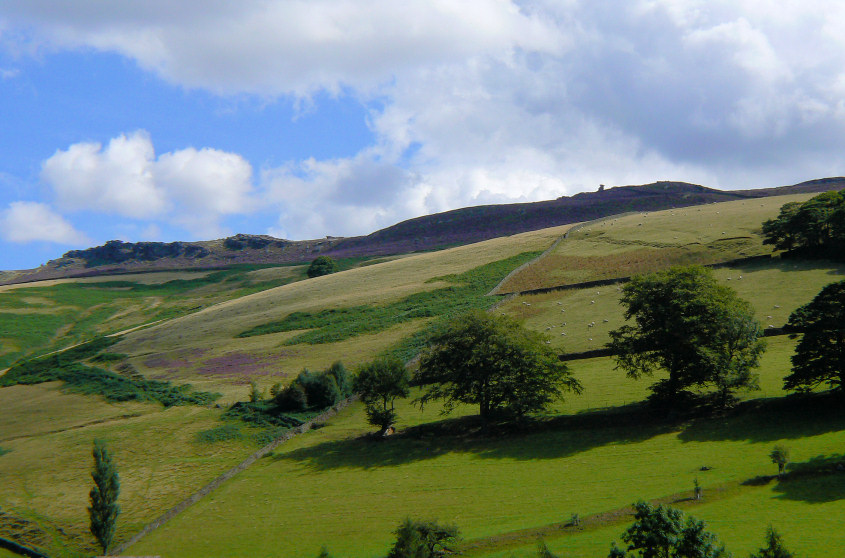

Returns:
129,338,845,558
495,194,815,293
501,257,845,355
0,383,259,557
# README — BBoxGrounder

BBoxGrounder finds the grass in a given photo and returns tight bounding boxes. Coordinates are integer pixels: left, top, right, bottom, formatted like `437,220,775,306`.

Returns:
129,335,845,558
496,194,816,293
500,257,845,355
0,337,220,407
237,251,542,362
0,262,319,369
116,225,571,392
0,383,261,558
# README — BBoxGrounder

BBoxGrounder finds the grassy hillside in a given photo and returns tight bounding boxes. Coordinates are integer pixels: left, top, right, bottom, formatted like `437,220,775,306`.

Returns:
0,383,260,557
4,191,845,558
129,343,845,558
114,225,571,399
495,194,815,293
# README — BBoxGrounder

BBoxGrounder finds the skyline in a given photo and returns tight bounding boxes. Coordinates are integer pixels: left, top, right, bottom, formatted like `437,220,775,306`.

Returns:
2,1,845,270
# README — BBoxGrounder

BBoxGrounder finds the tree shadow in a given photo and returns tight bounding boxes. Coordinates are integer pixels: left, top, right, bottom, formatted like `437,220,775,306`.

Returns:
771,454,845,503
272,403,675,471
728,257,845,277
678,392,845,444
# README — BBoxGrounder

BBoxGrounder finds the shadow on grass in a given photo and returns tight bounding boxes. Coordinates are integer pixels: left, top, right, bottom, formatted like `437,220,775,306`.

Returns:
272,403,675,471
678,392,845,444
771,454,845,503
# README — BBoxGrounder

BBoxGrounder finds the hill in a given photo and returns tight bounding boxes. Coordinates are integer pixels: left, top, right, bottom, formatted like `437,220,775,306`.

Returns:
2,178,843,286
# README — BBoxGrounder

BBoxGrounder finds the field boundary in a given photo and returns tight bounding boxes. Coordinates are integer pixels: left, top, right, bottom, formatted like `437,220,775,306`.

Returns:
113,396,359,556
487,215,636,297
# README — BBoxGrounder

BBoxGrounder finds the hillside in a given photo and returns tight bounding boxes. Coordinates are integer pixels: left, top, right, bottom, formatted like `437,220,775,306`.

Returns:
3,178,843,286
2,190,845,557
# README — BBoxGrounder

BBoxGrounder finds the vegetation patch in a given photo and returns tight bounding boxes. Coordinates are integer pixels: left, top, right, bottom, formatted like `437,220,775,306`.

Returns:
237,252,543,351
195,424,245,444
0,447,10,457
0,337,219,407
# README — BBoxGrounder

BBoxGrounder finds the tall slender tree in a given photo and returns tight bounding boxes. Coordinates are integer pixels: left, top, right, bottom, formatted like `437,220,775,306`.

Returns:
88,439,120,554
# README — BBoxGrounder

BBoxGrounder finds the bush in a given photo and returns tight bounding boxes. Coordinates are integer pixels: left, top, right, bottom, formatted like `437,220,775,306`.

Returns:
307,256,339,278
326,361,353,398
275,383,308,412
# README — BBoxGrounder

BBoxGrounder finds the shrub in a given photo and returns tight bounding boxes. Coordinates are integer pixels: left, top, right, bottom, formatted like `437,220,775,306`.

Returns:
196,424,244,443
275,383,308,412
307,256,339,278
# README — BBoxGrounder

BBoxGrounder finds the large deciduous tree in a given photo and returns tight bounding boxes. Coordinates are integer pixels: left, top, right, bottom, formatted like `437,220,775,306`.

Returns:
88,439,120,554
762,190,845,257
353,357,410,434
608,265,765,406
414,310,581,422
783,279,845,392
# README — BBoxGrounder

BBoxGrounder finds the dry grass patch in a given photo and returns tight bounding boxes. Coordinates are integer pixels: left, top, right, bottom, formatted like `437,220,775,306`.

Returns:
497,194,816,293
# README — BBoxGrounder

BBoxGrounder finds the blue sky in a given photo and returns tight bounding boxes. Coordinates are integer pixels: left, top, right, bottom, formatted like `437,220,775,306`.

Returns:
2,1,845,271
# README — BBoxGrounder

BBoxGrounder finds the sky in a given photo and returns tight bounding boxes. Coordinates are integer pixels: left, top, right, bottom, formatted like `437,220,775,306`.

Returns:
2,1,845,271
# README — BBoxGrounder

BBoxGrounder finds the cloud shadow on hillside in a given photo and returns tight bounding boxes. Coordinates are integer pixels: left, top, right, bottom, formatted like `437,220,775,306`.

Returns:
678,392,845,444
272,404,675,471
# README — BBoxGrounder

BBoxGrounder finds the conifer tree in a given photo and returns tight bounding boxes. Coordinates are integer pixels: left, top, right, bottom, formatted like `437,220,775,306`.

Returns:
88,439,120,554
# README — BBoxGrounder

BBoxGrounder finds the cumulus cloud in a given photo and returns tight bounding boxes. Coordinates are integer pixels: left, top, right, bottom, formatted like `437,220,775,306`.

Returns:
0,0,562,96
40,131,255,238
5,1,845,241
0,201,89,244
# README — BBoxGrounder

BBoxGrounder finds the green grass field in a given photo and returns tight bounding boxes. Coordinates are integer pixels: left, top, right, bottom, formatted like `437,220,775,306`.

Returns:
500,258,845,355
129,338,845,558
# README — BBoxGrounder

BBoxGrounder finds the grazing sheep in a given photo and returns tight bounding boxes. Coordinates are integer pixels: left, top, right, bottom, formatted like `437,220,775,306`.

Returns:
774,305,780,308
603,319,609,323
591,300,595,304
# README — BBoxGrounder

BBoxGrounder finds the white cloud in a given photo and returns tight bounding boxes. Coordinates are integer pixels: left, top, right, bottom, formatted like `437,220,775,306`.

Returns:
5,1,845,242
0,201,89,244
42,131,166,219
0,0,562,96
40,131,257,238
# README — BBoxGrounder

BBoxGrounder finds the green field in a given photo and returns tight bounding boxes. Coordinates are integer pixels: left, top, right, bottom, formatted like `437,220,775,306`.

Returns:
3,193,845,557
129,341,845,558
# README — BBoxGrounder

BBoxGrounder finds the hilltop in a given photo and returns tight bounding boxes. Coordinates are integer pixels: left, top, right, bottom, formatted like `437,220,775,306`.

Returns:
2,177,842,285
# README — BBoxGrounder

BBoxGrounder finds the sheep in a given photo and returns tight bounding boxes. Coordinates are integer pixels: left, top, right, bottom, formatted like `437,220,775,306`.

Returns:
603,319,609,323
774,305,780,308
591,300,595,304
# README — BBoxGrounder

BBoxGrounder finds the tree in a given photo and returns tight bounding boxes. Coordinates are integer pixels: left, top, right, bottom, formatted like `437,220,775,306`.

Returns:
88,439,120,554
415,311,581,422
782,279,845,392
762,190,845,257
386,518,460,558
608,265,765,407
611,501,729,558
307,255,339,278
353,357,410,434
749,526,794,558
769,445,790,478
